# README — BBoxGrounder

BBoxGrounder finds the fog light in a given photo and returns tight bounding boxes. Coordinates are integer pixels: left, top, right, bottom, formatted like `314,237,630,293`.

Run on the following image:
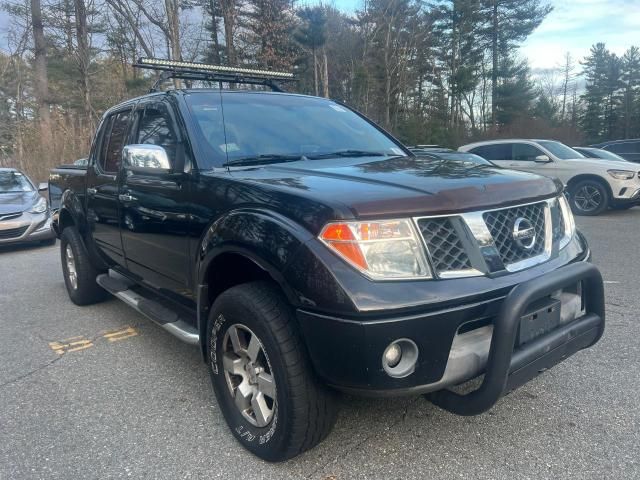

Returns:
384,343,402,368
382,339,419,378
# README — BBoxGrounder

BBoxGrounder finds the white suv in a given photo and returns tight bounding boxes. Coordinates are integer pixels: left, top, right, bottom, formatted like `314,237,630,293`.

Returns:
459,139,640,215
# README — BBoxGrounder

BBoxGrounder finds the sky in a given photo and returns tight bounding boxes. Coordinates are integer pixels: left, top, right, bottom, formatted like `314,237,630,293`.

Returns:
1,0,638,71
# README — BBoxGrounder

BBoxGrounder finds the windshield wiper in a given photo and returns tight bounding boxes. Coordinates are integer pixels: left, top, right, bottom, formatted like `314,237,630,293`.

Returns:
307,150,390,160
223,154,303,167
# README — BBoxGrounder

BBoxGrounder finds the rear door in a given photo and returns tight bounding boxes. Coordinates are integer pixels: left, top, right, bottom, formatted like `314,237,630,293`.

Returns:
469,143,513,168
120,97,192,293
86,108,132,266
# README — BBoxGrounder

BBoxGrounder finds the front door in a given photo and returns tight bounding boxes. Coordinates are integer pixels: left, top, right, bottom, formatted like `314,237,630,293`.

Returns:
86,109,131,266
120,99,191,294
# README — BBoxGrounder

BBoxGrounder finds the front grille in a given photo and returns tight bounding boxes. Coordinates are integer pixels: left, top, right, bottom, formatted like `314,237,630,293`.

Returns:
417,218,472,272
0,225,28,239
483,203,546,265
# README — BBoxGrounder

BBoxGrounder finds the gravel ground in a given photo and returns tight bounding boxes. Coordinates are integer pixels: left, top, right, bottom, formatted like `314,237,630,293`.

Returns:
0,208,639,479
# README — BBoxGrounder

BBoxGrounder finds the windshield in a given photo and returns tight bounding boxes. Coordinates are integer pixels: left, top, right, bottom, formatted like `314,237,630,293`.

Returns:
0,171,34,193
538,141,584,160
186,92,406,168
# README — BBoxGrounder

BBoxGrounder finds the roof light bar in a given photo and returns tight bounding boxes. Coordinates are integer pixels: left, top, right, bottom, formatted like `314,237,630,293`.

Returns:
137,57,294,79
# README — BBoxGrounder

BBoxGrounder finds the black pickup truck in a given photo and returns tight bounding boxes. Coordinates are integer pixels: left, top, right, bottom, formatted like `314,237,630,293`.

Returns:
49,59,605,462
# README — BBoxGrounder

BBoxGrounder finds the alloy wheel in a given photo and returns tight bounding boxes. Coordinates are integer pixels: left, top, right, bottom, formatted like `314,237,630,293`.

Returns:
573,185,602,212
65,244,78,290
222,324,276,427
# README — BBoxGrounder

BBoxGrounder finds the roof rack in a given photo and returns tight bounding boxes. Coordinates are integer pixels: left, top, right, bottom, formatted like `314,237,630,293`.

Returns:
133,57,296,93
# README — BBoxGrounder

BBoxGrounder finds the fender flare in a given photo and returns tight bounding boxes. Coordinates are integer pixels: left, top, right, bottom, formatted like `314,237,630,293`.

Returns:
195,208,314,357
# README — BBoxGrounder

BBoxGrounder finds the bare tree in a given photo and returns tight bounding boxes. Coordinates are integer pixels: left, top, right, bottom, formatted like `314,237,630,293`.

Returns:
30,0,52,148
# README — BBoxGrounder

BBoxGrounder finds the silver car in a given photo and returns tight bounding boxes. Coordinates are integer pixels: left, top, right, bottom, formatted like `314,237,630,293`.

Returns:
0,168,56,246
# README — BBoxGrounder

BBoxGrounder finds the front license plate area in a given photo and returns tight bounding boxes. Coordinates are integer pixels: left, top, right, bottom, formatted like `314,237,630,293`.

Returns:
518,297,561,346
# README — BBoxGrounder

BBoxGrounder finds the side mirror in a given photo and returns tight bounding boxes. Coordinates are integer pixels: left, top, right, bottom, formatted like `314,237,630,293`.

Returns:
123,144,171,174
534,155,551,163
38,182,48,192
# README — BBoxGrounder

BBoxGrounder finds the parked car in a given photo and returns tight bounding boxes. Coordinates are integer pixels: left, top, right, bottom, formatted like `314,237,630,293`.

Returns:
459,139,640,215
50,59,605,462
0,168,56,246
590,139,640,163
573,147,630,162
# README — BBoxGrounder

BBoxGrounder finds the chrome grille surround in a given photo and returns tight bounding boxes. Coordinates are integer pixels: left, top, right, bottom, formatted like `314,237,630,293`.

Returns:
413,197,571,279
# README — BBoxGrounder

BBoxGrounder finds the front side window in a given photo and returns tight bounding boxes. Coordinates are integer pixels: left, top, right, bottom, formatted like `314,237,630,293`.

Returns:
513,143,544,161
99,111,131,173
186,92,406,168
135,103,178,165
538,141,583,160
470,144,512,161
0,171,34,193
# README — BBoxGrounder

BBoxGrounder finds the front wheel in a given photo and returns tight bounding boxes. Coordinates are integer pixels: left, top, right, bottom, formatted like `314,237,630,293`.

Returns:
207,281,338,462
570,180,609,216
60,227,108,305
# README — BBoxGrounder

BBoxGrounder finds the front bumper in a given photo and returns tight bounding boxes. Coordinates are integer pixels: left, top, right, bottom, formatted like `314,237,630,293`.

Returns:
0,211,55,245
609,176,640,201
298,259,604,413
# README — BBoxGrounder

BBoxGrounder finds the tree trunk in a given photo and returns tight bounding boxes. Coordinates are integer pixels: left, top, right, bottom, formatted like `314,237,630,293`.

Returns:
321,48,329,98
30,0,52,150
220,0,236,65
313,47,318,96
165,0,182,61
208,0,222,64
74,0,93,129
490,0,498,127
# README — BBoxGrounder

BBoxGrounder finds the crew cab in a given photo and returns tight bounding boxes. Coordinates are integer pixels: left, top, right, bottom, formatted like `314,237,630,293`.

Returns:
459,139,640,215
49,59,605,462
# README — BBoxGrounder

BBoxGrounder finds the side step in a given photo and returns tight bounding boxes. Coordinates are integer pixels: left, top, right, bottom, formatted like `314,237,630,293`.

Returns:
97,270,200,345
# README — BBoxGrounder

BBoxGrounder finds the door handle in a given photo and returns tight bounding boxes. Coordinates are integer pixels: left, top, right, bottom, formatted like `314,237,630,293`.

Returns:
118,194,138,202
87,187,97,196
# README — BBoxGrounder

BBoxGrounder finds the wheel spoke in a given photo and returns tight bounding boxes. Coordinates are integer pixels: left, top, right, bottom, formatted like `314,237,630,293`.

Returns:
246,334,261,363
251,392,271,427
257,372,276,398
222,352,245,376
234,380,253,413
228,325,244,354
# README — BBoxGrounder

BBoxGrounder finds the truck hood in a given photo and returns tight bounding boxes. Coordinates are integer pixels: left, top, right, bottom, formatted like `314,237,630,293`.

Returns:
0,191,38,215
227,156,561,220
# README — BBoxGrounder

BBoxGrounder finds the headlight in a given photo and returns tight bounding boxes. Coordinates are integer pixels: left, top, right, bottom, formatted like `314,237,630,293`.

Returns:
607,169,635,180
30,196,48,214
558,194,576,248
319,219,431,279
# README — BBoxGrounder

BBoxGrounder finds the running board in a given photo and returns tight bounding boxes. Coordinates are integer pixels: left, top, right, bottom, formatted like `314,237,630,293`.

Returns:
96,270,200,345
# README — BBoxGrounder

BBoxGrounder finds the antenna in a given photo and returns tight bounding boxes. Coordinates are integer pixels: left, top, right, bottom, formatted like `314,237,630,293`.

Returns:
133,57,296,93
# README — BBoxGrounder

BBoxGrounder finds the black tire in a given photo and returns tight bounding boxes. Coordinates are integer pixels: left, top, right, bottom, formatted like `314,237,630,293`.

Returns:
60,227,108,306
569,180,609,216
206,281,338,462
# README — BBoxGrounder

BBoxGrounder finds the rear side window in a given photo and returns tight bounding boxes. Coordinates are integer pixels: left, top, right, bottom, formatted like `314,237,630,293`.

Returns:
98,111,131,173
135,104,178,166
513,143,544,161
470,144,512,160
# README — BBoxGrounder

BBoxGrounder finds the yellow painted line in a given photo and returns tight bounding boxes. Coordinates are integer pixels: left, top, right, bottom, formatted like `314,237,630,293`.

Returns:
102,326,138,342
48,337,94,354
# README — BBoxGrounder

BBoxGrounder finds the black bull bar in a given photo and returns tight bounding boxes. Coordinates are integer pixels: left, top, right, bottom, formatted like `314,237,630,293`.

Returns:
428,262,605,416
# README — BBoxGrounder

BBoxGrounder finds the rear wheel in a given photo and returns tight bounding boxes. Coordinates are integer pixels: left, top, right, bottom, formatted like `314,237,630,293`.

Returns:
207,281,338,462
570,180,609,216
60,227,108,305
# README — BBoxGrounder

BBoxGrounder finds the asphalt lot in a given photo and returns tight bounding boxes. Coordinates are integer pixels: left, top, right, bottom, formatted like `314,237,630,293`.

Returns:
1,209,639,480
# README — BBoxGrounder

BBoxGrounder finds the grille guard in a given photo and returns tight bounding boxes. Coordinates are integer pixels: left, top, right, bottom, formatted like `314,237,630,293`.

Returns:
426,261,605,416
